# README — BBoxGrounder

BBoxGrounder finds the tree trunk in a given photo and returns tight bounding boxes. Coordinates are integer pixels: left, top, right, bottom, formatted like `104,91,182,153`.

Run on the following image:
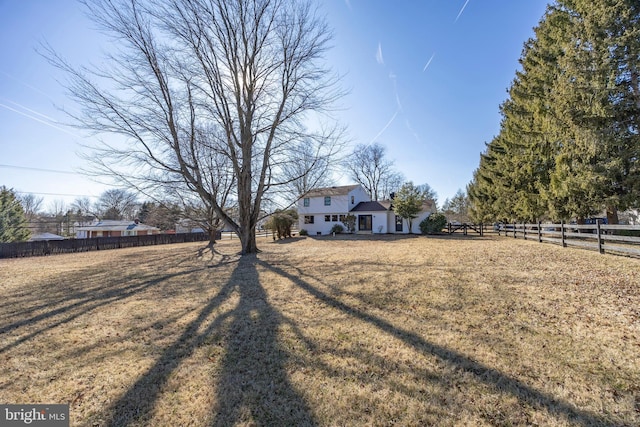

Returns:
239,225,258,254
207,228,218,246
606,205,619,225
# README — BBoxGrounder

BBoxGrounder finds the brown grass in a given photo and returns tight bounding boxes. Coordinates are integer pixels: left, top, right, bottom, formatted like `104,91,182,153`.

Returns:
0,235,638,426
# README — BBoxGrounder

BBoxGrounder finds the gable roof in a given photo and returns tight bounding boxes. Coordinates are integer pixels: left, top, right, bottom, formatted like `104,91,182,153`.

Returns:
302,184,361,198
75,220,159,232
351,201,391,212
352,199,435,213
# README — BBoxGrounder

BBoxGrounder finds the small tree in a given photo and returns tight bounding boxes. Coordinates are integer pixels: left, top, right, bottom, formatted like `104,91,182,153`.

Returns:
393,182,424,234
442,189,470,223
0,187,31,243
342,214,356,233
265,209,298,240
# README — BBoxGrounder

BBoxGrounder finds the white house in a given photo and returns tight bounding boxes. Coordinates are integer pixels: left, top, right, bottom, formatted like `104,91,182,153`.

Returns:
298,184,434,235
297,185,369,235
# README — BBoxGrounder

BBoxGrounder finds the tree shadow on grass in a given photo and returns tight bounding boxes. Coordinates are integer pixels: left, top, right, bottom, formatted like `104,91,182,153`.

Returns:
256,259,620,427
210,254,316,426
0,266,209,354
103,255,315,426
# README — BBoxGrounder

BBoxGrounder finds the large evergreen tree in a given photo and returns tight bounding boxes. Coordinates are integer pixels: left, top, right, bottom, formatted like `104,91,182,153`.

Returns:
549,0,640,223
470,6,570,223
0,187,31,243
469,1,640,223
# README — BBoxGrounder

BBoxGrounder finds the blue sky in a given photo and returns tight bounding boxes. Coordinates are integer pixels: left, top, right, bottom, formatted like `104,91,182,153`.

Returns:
0,0,549,210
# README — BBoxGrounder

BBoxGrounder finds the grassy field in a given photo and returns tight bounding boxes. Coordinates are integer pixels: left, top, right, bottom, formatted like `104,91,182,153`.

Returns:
0,234,638,426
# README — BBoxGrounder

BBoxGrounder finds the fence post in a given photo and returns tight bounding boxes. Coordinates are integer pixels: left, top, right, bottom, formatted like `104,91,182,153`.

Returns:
596,219,604,254
561,220,566,247
538,221,542,243
523,223,527,240
513,222,517,238
480,223,484,237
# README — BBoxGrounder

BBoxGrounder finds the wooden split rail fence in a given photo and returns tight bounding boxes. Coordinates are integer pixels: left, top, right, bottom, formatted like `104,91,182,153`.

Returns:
498,221,640,257
446,223,485,236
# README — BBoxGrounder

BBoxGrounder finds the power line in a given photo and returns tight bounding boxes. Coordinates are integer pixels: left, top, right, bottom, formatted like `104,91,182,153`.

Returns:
0,164,79,175
14,190,99,199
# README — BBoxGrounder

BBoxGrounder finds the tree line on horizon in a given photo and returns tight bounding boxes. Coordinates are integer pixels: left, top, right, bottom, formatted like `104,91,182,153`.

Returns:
468,0,640,225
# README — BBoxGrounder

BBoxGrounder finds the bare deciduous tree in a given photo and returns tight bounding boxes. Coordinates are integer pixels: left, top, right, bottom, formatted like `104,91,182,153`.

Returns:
96,189,139,220
18,193,44,223
48,0,343,254
344,142,401,201
280,141,335,199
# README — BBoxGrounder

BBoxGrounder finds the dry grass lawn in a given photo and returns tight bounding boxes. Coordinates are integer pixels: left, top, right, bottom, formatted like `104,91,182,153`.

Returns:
0,234,638,426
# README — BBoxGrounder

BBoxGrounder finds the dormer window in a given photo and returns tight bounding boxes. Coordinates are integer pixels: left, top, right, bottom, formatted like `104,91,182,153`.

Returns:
324,196,331,206
351,195,355,205
303,197,310,207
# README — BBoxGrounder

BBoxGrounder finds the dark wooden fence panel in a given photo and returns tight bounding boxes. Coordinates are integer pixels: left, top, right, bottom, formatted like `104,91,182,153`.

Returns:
498,222,640,257
0,232,217,259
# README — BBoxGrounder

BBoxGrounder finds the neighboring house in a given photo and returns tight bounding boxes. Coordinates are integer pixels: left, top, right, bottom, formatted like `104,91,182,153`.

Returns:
175,218,206,234
298,184,434,235
29,232,65,241
75,220,160,238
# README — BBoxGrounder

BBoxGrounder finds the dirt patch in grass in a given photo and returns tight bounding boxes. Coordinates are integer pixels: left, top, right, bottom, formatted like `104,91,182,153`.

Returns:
0,235,638,426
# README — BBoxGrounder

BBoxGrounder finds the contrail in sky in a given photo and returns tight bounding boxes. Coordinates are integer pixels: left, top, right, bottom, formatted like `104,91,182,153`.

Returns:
0,102,79,137
1,98,58,123
1,71,55,102
370,110,398,143
422,53,436,72
455,0,471,23
376,42,384,65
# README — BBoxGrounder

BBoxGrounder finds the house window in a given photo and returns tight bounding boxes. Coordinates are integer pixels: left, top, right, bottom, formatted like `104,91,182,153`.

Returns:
395,215,403,232
325,215,331,222
324,196,331,206
339,214,346,222
304,215,315,224
303,197,310,207
332,214,338,221
351,195,355,205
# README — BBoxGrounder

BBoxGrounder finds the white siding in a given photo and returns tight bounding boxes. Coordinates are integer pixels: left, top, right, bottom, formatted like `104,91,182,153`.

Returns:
297,185,370,235
347,186,370,209
394,211,431,234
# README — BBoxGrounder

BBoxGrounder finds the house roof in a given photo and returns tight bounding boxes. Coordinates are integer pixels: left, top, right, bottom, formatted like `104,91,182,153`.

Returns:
76,220,159,232
351,201,391,212
29,233,65,241
302,184,361,198
351,199,436,213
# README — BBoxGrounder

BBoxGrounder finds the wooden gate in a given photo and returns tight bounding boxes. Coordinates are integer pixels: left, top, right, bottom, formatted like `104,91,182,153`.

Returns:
447,223,484,236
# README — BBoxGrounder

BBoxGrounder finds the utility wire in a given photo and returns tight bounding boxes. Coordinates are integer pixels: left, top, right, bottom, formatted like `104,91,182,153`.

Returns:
14,190,99,198
0,164,79,175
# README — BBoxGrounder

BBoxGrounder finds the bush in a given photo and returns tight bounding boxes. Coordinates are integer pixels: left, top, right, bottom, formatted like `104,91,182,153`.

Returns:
264,209,298,240
342,214,356,233
420,213,447,235
330,224,344,234
299,229,308,236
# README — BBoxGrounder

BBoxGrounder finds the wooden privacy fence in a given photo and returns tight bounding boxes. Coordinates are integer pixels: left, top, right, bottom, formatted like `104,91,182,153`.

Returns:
0,232,217,259
498,221,640,257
